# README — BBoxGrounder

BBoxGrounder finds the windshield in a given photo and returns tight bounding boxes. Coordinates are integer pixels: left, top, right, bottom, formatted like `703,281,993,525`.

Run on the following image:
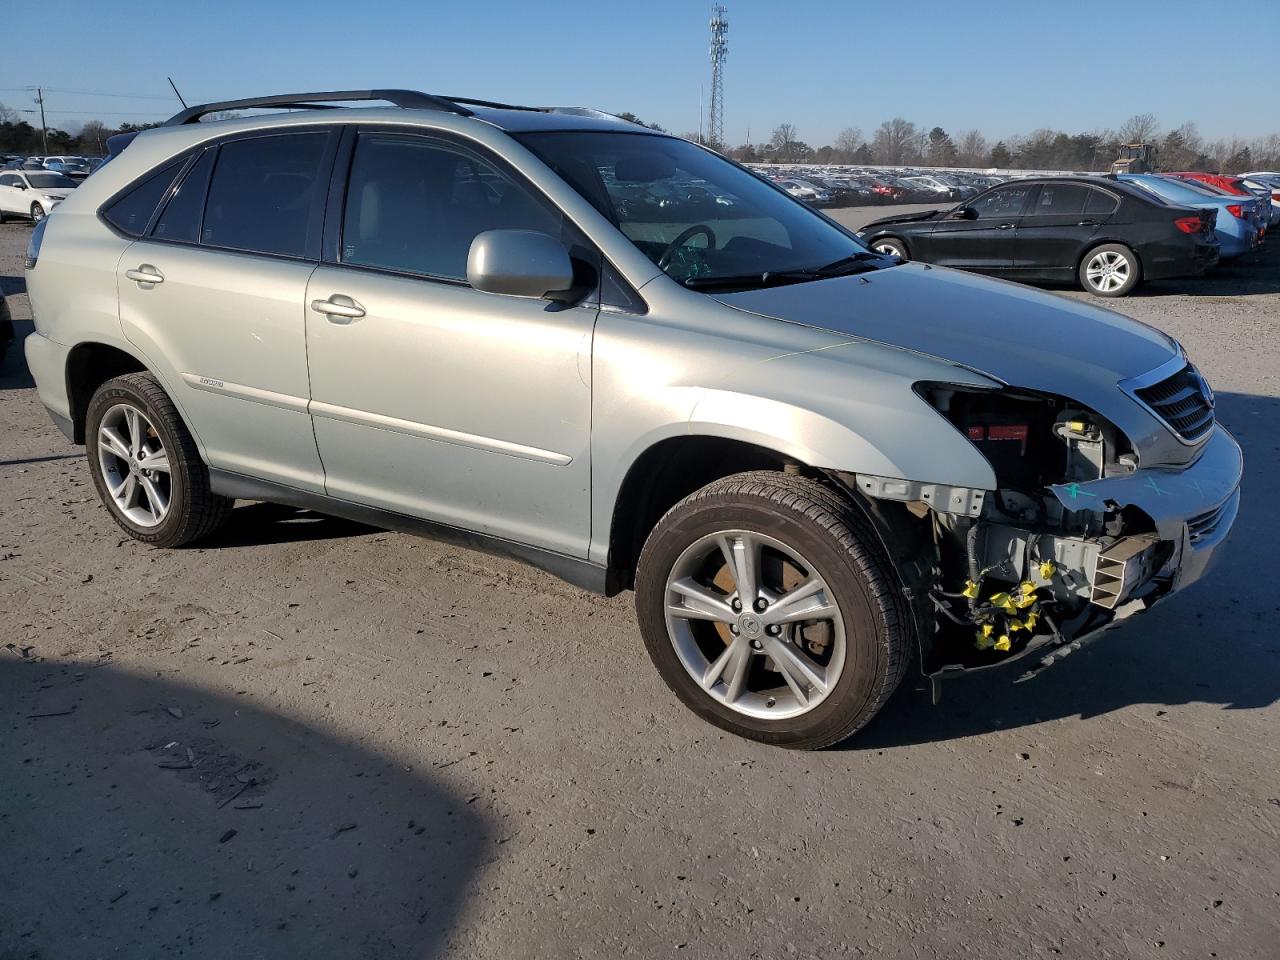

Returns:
516,131,869,286
27,172,76,189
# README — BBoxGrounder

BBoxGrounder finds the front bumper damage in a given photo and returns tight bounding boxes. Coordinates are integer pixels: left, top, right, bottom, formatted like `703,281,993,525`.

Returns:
848,425,1243,693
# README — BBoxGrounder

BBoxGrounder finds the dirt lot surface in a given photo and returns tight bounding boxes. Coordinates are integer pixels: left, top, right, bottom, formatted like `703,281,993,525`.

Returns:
2,214,1278,959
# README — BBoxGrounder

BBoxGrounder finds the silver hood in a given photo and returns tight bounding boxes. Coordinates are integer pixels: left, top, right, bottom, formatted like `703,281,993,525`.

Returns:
714,262,1196,465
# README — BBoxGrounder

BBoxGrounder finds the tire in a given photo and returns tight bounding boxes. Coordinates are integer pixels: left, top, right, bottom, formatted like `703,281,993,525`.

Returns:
85,372,232,547
30,202,46,223
635,471,909,750
1079,243,1139,297
871,237,908,260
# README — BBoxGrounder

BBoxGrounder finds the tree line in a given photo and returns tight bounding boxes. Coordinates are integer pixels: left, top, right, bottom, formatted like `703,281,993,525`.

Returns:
0,102,161,156
725,113,1275,174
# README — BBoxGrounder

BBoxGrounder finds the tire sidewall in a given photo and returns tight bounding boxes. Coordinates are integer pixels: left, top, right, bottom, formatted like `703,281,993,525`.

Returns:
636,494,891,747
1080,243,1139,297
85,377,191,544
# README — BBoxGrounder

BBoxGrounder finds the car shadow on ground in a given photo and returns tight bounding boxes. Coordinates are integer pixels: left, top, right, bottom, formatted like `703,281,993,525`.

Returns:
1,316,35,391
852,390,1280,749
199,502,377,548
0,273,25,299
0,661,490,959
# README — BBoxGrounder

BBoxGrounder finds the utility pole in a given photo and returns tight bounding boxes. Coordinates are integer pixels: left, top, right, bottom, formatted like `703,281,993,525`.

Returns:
708,5,729,150
35,87,49,154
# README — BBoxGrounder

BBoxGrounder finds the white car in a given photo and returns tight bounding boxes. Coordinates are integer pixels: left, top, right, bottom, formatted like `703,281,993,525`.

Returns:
0,169,77,222
775,178,830,203
1238,173,1280,228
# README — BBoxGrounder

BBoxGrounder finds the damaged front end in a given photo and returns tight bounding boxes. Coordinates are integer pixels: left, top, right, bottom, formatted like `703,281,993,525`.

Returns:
836,378,1242,691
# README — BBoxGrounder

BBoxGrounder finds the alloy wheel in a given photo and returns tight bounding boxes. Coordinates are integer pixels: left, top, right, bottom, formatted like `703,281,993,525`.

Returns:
1085,250,1130,293
96,402,172,527
663,529,846,720
30,203,45,223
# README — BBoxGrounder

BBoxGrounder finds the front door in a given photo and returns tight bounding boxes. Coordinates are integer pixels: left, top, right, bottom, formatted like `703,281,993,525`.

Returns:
304,130,597,557
0,173,26,215
928,182,1034,271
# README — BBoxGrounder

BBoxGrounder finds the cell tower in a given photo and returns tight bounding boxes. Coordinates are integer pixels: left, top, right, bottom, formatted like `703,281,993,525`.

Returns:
708,5,728,148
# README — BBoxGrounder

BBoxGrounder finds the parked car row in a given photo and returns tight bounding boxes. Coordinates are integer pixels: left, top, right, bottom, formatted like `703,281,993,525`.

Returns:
0,154,103,181
857,173,1266,298
754,165,1001,207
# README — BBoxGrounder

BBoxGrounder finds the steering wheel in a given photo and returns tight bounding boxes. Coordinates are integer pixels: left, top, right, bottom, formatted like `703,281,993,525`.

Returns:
658,224,717,271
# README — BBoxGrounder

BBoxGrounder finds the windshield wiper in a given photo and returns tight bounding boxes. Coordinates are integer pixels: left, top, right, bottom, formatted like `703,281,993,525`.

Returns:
682,252,885,291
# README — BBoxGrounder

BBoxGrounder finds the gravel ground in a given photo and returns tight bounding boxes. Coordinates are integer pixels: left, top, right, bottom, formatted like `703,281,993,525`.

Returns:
2,214,1278,960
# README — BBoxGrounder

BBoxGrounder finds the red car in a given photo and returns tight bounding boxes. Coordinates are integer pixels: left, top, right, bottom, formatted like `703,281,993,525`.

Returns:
1167,171,1252,196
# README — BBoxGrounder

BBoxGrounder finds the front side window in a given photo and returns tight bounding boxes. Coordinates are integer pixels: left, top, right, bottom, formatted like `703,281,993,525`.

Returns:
341,132,562,280
971,184,1033,219
201,132,329,258
517,131,873,288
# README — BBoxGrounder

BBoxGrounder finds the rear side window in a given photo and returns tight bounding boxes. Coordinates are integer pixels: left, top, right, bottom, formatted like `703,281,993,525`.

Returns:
1085,189,1120,215
201,132,329,258
102,158,186,236
1033,184,1089,215
152,148,215,243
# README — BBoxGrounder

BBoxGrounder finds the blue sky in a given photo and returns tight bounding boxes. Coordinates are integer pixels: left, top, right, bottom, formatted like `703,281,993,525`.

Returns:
3,0,1276,145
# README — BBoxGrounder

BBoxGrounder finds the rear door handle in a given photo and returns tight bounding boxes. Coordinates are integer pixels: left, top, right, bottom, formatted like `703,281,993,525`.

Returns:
125,264,164,285
310,294,366,323
1076,219,1098,226
997,223,1015,230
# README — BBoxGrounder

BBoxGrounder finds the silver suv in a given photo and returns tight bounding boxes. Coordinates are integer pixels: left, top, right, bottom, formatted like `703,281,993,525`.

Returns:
24,91,1242,748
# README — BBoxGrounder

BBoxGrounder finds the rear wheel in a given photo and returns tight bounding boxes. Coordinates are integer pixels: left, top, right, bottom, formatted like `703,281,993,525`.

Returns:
86,372,232,547
1079,243,1139,297
635,472,909,749
872,237,908,259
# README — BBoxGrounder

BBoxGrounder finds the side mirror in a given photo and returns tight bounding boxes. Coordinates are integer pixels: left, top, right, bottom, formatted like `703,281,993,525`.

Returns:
953,206,977,220
14,181,27,190
467,229,575,301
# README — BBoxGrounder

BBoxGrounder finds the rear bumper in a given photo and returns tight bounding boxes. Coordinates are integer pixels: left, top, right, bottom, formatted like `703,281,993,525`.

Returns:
1143,238,1219,280
24,330,74,437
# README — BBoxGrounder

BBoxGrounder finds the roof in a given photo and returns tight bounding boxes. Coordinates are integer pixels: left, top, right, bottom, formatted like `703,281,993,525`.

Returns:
160,89,662,136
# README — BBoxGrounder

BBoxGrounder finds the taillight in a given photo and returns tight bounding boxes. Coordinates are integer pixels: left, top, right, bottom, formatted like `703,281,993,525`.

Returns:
1226,204,1245,219
1174,216,1202,234
25,216,48,269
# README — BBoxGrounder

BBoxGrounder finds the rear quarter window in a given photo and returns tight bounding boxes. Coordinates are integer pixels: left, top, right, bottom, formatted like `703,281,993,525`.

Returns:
101,158,187,237
1085,189,1120,215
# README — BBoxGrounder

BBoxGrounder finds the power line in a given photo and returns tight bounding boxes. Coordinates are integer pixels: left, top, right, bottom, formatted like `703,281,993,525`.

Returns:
20,109,170,117
0,86,175,101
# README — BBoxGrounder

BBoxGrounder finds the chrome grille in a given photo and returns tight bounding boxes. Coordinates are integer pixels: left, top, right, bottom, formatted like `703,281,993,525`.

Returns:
1135,363,1215,442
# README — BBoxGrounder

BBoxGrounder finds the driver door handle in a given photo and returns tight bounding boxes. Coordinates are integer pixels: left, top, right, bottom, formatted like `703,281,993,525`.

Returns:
310,294,366,323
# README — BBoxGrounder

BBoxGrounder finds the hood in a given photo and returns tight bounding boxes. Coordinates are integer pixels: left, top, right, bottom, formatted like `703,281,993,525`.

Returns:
713,262,1178,404
861,209,942,228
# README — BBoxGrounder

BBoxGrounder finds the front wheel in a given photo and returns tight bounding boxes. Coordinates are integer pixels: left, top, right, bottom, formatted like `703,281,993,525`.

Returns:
635,472,909,749
1079,243,1139,297
30,202,46,223
86,372,232,547
871,237,908,259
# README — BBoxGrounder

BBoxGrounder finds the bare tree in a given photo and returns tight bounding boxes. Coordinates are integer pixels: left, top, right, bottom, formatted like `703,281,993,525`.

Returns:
833,126,863,155
770,123,798,151
1118,113,1160,144
871,118,918,166
0,101,18,124
955,129,990,167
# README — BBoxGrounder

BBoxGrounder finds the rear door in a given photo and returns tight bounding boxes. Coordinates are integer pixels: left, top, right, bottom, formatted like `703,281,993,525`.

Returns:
302,128,597,556
1012,182,1106,274
115,128,339,493
927,182,1033,271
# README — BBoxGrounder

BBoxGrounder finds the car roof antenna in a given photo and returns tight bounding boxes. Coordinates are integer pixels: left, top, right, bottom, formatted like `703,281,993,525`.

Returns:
167,77,188,110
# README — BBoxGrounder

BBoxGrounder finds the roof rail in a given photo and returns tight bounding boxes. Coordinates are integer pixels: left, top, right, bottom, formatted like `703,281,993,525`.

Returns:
163,89,472,126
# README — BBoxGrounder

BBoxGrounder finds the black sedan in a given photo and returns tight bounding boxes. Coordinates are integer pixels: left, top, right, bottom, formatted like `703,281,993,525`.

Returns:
857,176,1220,297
